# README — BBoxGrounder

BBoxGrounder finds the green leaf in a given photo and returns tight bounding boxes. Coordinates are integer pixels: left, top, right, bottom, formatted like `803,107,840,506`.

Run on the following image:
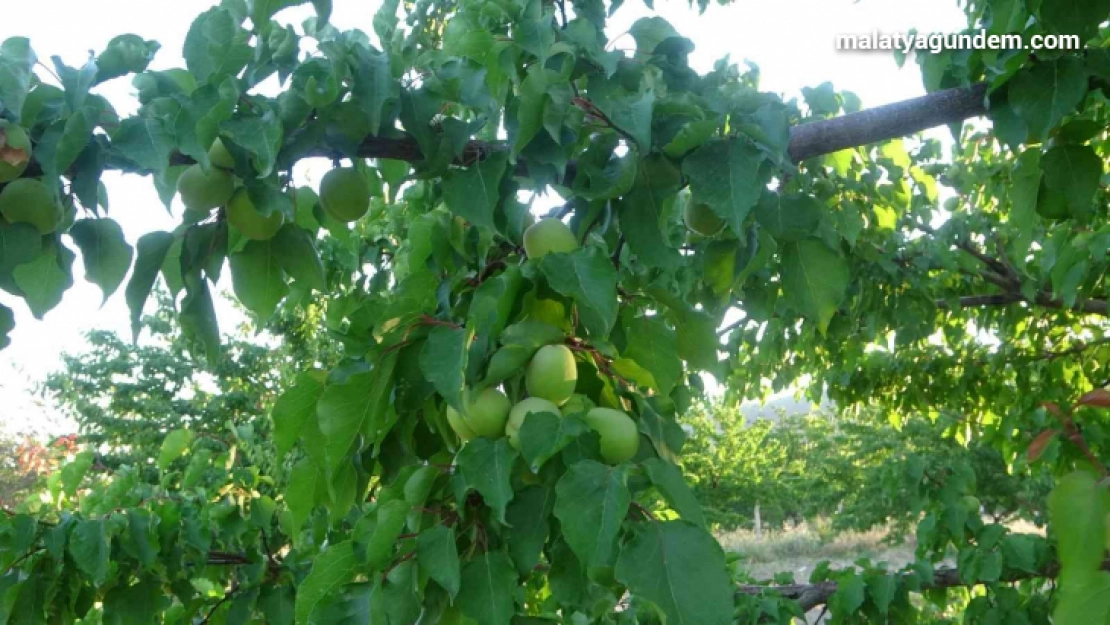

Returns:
540,246,618,338
158,428,195,469
1008,148,1041,264
829,573,866,616
273,371,326,461
95,35,160,84
675,309,719,371
183,7,253,85
1041,144,1102,220
420,325,470,412
350,45,397,137
52,56,97,113
515,67,559,156
13,243,74,319
273,226,324,292
519,413,589,471
1050,471,1106,577
1039,0,1110,40
179,271,221,364
1009,58,1088,140
456,438,518,524
683,139,770,237
59,451,94,496
102,578,166,625
617,156,682,269
417,525,461,598
230,238,289,320
622,315,681,395
68,218,134,304
754,192,823,242
663,119,718,159
596,90,654,152
285,457,320,536
458,550,517,625
0,38,36,122
69,519,110,585
505,485,555,575
780,238,849,334
354,499,410,570
124,231,174,342
110,116,174,173
295,541,358,625
221,111,284,178
629,17,680,55
0,221,43,295
442,152,508,229
614,521,734,625
555,460,630,568
643,458,706,528
317,355,397,472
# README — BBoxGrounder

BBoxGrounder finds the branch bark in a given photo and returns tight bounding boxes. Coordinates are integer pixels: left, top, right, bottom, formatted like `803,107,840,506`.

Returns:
936,293,1110,317
738,558,1075,613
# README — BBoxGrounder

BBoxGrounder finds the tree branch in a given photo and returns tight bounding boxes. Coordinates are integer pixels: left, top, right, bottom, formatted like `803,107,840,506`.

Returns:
937,293,1110,317
738,557,1085,613
787,83,988,162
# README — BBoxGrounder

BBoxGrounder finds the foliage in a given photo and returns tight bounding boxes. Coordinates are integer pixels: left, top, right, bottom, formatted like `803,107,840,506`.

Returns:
0,0,1107,622
680,403,1054,533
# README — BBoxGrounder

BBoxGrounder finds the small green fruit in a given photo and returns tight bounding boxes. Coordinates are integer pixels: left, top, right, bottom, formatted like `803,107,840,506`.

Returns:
209,138,236,170
961,496,981,514
526,344,577,406
446,406,478,441
506,397,561,449
177,164,235,212
584,407,640,464
446,387,512,440
560,393,594,417
320,167,371,222
683,202,725,236
227,189,284,241
0,178,61,234
0,124,32,183
523,218,578,258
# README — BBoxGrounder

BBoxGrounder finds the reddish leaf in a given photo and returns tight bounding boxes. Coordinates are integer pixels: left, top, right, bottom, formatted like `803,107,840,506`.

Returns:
1027,429,1058,462
1078,389,1110,409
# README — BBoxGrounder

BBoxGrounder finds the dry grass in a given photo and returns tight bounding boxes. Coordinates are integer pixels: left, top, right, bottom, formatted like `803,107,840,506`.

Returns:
717,521,919,582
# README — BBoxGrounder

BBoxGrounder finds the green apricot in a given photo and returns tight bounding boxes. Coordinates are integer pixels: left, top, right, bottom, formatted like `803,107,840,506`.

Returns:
683,202,725,236
446,406,478,441
506,397,561,449
177,164,235,212
446,387,512,440
523,218,578,258
0,124,32,183
584,407,640,464
0,178,61,234
227,189,284,241
209,138,236,170
526,344,577,406
320,167,371,222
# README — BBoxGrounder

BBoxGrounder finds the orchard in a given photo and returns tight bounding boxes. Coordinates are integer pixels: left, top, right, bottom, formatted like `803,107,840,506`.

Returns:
0,0,1108,623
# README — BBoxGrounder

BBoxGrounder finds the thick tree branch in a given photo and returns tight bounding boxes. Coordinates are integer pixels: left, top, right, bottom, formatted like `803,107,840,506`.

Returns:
738,557,1082,612
787,83,988,162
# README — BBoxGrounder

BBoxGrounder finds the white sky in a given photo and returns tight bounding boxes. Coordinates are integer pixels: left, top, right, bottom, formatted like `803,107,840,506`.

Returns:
0,0,966,435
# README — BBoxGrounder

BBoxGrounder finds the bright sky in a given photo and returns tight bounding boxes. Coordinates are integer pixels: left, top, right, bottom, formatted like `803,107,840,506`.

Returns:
0,0,966,435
